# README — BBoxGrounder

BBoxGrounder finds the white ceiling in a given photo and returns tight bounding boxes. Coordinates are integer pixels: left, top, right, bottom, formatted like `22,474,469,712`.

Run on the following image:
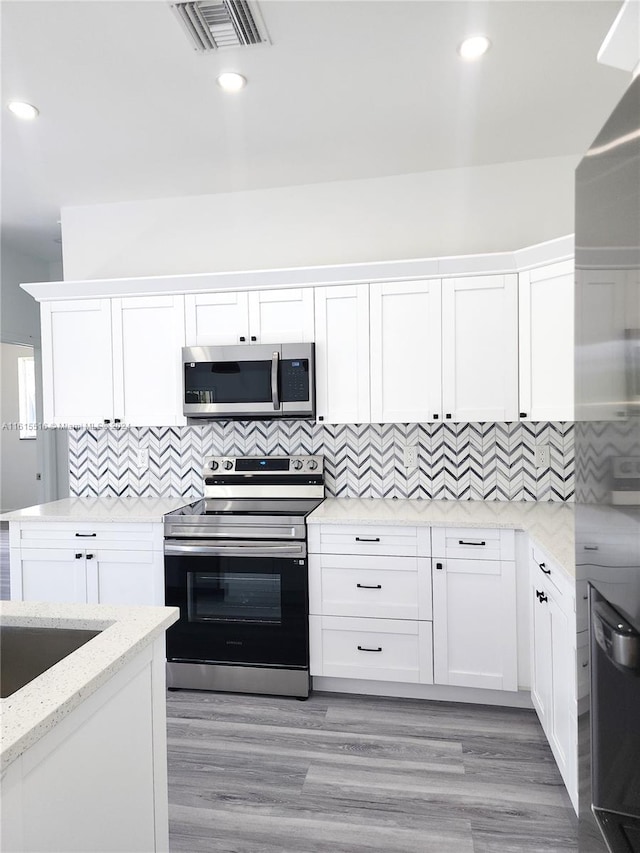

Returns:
1,0,630,264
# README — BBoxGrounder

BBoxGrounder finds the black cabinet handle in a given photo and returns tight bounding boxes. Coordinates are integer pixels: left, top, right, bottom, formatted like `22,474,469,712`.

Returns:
539,562,551,574
433,413,439,420
536,589,548,603
75,553,82,559
435,562,443,570
459,539,486,546
445,413,452,419
86,553,94,560
357,645,382,652
103,419,111,425
239,336,246,342
250,336,257,342
356,583,382,589
75,533,97,537
318,416,324,422
355,537,380,542
114,418,121,424
519,412,527,418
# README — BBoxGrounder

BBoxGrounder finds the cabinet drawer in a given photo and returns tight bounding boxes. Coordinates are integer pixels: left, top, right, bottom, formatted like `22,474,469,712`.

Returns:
309,524,428,557
17,522,157,551
531,543,573,601
309,554,432,620
309,615,433,683
431,527,514,561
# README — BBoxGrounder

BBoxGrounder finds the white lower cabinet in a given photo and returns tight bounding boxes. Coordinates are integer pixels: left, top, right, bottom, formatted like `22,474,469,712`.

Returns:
309,616,433,683
308,523,433,684
529,545,578,813
431,528,518,691
10,522,165,606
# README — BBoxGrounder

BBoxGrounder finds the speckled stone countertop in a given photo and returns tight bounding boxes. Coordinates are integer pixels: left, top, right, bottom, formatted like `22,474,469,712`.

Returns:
0,496,190,523
308,498,575,574
0,601,179,770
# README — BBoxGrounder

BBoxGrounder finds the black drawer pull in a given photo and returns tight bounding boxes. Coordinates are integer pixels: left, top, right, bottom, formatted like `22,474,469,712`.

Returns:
458,539,486,546
435,562,443,570
86,553,94,560
355,537,380,542
539,562,551,574
357,583,382,589
536,589,548,603
357,645,382,652
75,553,82,559
75,533,97,537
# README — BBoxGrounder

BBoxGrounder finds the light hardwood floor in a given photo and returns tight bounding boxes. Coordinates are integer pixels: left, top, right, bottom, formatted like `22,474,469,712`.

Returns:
166,689,578,853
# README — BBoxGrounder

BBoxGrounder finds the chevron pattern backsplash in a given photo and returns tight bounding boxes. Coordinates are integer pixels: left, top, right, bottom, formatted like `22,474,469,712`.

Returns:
68,421,574,501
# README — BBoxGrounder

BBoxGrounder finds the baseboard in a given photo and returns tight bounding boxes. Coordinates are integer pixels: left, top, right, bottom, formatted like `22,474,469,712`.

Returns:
312,676,534,708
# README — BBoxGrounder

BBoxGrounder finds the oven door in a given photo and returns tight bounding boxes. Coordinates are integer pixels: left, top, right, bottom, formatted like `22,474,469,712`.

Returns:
164,540,308,668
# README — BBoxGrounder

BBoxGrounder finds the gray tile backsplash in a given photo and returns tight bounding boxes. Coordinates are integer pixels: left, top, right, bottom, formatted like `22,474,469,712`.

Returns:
68,421,574,501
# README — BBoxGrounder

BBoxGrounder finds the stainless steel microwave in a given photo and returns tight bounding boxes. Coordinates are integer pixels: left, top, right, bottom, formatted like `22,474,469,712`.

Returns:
182,343,315,420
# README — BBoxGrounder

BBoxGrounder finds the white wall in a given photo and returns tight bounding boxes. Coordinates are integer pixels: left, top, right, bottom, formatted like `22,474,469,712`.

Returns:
60,154,578,280
0,343,39,512
0,242,47,344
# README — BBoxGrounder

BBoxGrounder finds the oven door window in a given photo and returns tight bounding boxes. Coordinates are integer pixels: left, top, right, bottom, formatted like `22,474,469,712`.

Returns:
187,571,282,624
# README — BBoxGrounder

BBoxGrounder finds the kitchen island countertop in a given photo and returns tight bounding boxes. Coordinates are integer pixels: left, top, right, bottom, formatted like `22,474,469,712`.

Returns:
0,600,179,769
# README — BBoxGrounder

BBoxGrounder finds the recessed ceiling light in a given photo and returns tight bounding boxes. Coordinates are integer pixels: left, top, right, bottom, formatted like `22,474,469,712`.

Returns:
7,101,39,120
458,35,491,61
216,72,247,93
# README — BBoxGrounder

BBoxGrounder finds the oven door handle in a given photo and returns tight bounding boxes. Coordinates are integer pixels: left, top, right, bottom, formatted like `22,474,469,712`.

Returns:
164,540,306,558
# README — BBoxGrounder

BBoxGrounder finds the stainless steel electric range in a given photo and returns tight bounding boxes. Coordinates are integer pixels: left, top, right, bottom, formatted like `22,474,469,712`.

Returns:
163,454,324,698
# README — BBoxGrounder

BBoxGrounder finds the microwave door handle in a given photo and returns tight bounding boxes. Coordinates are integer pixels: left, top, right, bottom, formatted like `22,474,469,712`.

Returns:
271,350,280,410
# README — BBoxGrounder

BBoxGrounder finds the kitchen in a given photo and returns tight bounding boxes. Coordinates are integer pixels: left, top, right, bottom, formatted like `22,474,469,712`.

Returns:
1,2,639,852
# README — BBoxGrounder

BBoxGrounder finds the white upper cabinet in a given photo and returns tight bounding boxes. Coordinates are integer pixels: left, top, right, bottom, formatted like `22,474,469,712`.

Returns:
185,291,250,345
41,296,186,427
442,274,519,422
519,261,574,422
112,295,186,427
314,285,370,424
41,299,114,425
247,289,315,344
185,288,314,346
370,280,443,423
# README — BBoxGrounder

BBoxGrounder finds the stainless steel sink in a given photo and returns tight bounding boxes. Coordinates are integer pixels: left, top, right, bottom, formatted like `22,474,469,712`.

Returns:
0,626,101,698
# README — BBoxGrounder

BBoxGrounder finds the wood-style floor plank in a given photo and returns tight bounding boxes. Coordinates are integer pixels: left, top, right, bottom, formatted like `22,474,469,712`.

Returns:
166,689,578,852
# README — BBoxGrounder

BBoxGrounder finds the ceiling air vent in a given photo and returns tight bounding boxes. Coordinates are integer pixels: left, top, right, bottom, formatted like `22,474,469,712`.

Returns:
172,1,269,51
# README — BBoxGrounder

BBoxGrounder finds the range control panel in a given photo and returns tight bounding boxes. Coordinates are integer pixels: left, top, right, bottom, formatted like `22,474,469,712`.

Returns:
203,455,324,475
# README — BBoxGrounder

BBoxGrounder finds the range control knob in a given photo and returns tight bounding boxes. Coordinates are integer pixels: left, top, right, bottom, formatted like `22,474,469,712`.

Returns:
292,459,304,470
307,459,318,470
222,460,233,470
210,460,219,470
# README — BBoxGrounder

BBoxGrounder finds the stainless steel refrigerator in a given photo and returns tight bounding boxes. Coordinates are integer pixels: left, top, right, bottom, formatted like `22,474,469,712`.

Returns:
575,74,640,852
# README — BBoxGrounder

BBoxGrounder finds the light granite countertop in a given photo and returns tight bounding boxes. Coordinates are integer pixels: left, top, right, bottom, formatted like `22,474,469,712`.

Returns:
0,496,190,523
0,601,179,770
308,498,575,574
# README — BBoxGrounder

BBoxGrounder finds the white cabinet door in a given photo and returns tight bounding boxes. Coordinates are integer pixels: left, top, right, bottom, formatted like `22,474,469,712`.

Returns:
519,261,574,421
370,280,442,422
442,275,518,422
19,549,87,603
247,289,315,344
41,299,114,425
314,285,370,423
432,557,518,690
184,291,250,345
87,550,163,606
548,592,575,783
112,296,186,426
530,578,553,722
